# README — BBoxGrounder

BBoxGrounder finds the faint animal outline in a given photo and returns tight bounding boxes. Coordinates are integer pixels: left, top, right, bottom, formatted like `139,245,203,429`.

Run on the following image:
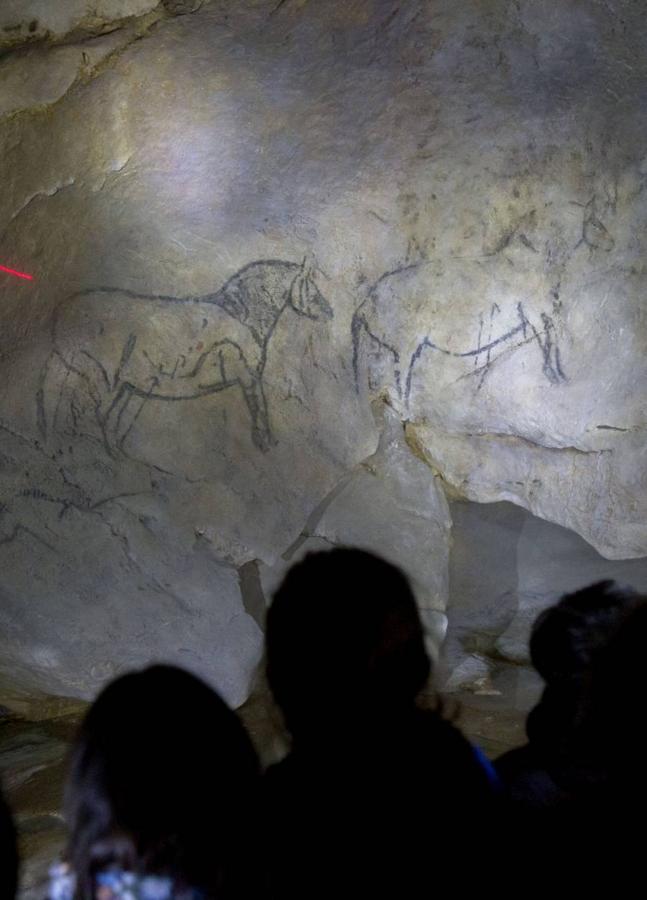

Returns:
37,257,333,455
351,262,566,404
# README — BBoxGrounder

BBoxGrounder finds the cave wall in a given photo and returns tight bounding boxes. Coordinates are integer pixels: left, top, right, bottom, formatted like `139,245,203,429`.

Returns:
444,500,647,695
0,0,646,711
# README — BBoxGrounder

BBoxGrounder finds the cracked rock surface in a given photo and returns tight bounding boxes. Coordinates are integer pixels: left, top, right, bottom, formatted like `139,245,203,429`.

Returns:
0,2,160,46
0,0,646,710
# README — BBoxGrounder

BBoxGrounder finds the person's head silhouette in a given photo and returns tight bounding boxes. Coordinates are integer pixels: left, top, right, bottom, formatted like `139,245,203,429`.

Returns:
266,548,430,740
585,598,647,769
530,580,640,685
526,580,641,746
64,664,259,898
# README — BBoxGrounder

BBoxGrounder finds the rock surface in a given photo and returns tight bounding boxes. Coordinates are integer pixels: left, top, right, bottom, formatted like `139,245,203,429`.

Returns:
443,500,647,692
0,0,646,709
259,404,451,652
0,1,159,45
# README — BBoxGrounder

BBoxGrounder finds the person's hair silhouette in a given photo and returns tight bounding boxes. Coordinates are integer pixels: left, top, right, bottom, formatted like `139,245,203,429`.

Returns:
497,581,641,799
264,548,496,897
63,664,259,899
584,597,647,780
496,582,646,889
526,580,641,748
266,547,431,739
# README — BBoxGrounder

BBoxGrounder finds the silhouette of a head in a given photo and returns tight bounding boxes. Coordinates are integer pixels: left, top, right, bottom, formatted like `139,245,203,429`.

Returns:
530,580,640,684
266,548,430,738
526,581,641,746
65,664,259,896
585,598,647,766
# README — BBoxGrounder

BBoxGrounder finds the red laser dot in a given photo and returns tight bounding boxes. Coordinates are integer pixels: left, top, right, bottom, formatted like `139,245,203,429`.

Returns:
0,264,34,281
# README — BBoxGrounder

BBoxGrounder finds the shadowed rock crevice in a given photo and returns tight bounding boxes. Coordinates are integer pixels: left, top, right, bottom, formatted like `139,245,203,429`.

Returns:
237,560,267,630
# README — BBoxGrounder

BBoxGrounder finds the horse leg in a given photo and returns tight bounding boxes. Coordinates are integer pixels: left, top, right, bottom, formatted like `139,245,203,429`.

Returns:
243,377,274,451
351,313,366,392
538,313,566,383
116,392,150,452
372,340,401,401
36,351,73,446
103,383,153,454
219,344,274,451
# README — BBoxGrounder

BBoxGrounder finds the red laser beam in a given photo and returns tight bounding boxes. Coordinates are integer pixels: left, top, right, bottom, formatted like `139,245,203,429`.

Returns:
0,264,34,281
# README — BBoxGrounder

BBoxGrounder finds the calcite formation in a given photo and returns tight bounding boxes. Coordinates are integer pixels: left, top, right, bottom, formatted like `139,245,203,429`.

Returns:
0,0,645,709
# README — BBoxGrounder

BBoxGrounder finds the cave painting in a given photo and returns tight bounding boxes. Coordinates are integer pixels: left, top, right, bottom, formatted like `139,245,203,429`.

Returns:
37,258,333,454
352,261,566,403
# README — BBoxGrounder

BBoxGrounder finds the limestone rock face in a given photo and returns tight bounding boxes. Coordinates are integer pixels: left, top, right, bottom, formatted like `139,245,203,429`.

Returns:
406,425,647,560
444,500,647,694
0,2,159,45
0,0,646,709
259,405,451,653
